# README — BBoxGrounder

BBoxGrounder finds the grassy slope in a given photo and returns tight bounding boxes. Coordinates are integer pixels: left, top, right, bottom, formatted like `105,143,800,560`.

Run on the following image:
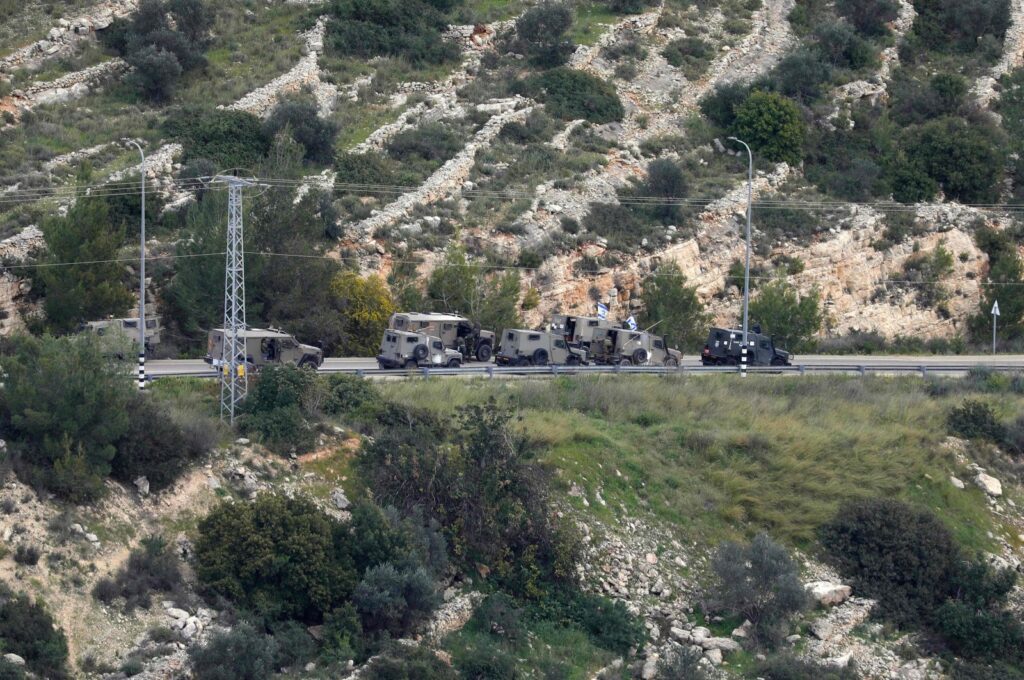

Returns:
378,375,1023,554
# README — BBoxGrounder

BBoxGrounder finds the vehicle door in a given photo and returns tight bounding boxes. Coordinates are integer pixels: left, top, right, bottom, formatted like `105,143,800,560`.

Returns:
552,336,569,363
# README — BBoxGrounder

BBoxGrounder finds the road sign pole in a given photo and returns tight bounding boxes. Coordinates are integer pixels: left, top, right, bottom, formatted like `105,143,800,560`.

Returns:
992,300,1001,355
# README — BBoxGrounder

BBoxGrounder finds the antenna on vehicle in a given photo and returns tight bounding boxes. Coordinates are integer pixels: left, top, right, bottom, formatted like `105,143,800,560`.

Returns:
643,320,664,333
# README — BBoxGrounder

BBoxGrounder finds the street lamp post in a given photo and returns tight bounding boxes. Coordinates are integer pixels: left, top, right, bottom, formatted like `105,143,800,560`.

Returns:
126,140,146,390
727,137,753,377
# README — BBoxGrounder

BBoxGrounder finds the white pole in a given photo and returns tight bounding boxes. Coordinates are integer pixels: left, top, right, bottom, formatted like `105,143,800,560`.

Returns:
728,137,753,378
127,140,146,390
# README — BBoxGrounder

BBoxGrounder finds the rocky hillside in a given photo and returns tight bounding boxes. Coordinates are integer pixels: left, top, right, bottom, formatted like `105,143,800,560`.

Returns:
1,0,1023,349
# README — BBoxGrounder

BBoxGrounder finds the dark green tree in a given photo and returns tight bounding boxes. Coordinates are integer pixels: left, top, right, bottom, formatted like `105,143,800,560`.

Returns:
731,91,806,165
638,262,710,350
0,585,70,679
514,68,624,123
836,0,898,36
426,245,522,336
971,226,1024,341
2,335,132,502
263,95,339,165
38,198,133,333
748,279,822,351
902,117,1006,204
513,3,575,68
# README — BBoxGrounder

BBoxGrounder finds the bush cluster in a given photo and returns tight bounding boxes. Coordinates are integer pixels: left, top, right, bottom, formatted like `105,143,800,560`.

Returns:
325,0,461,66
946,399,1007,442
0,335,207,503
263,95,339,165
92,535,183,611
662,37,713,79
820,498,1023,662
709,533,809,646
0,585,70,679
102,0,211,101
511,4,575,68
164,108,270,168
514,68,624,124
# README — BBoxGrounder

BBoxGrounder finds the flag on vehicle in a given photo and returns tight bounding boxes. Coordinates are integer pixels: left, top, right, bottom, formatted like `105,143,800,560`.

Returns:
596,302,609,319
626,315,638,331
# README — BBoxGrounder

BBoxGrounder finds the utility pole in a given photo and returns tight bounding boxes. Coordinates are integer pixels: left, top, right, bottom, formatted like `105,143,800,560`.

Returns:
992,300,1000,354
728,137,753,377
126,140,146,390
215,175,254,423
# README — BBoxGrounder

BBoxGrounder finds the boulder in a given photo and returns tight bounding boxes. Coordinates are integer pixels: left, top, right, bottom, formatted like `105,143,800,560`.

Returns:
690,626,709,642
704,648,723,665
731,620,752,639
134,476,150,496
2,654,25,666
701,637,741,652
950,476,965,489
166,607,189,621
975,473,1002,497
330,487,351,510
805,581,852,607
641,655,659,679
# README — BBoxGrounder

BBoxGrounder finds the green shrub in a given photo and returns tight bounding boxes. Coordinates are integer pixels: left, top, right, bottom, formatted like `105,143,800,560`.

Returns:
0,585,70,679
13,545,40,566
456,641,518,680
900,117,1006,204
513,4,575,68
164,108,270,168
970,225,1024,343
126,45,183,101
700,82,750,129
325,0,461,66
269,621,318,670
335,152,399,186
264,96,339,165
322,374,383,416
756,654,859,679
731,91,805,165
639,262,711,350
3,335,132,502
946,399,1006,442
237,365,320,454
748,280,822,352
710,533,808,646
815,22,876,70
514,68,624,123
901,242,954,309
194,494,359,623
767,49,832,103
92,535,183,612
111,393,206,492
608,0,657,13
837,0,898,36
118,0,210,100
891,74,968,126
951,660,1024,679
359,403,580,600
189,623,277,680
1003,415,1024,455
0,662,26,680
582,201,651,251
469,594,526,643
662,37,713,79
819,498,960,625
911,0,1010,55
321,603,366,664
386,122,463,162
364,644,458,680
353,563,440,638
657,647,708,679
537,590,646,655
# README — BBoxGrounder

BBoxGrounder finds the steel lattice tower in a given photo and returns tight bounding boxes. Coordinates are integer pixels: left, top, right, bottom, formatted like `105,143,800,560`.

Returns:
216,176,254,423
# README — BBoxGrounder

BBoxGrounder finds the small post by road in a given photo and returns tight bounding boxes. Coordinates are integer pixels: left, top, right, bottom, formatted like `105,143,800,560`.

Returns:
727,136,753,378
992,300,1000,354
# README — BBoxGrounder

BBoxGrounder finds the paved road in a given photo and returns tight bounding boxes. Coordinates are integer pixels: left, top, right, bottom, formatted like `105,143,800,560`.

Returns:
147,355,1024,378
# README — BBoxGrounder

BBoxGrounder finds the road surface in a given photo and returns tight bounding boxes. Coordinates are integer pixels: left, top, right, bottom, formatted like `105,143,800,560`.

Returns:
146,355,1024,378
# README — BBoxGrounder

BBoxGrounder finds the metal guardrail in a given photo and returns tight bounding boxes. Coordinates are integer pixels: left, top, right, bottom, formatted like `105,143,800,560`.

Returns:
150,363,1024,380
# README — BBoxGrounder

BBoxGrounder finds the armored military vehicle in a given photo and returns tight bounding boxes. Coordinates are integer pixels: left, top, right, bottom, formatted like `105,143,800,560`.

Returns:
79,314,163,357
388,312,495,362
700,327,791,366
550,314,681,366
495,329,588,366
204,328,323,369
377,330,464,369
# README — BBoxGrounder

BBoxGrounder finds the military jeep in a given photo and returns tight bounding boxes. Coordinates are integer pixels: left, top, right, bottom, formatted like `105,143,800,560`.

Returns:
79,313,162,357
592,328,683,367
496,329,587,366
204,328,323,369
388,312,495,362
700,327,791,366
377,330,464,369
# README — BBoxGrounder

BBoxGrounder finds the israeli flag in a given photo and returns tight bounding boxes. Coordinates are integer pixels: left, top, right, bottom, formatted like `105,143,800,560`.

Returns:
596,302,609,319
626,315,638,331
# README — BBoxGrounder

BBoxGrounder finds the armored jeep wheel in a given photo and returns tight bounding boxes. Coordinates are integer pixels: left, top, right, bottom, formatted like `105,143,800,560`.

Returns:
297,357,316,369
447,358,461,368
533,348,549,365
619,358,632,366
475,342,492,362
413,344,429,361
566,354,581,366
516,356,531,367
632,348,649,365
771,356,786,366
664,357,679,368
405,359,418,369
